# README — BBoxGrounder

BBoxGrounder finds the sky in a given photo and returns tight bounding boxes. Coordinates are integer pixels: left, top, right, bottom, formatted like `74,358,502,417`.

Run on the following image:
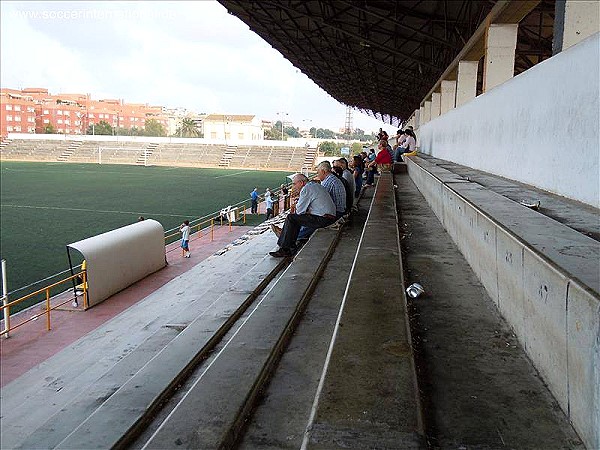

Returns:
1,1,394,134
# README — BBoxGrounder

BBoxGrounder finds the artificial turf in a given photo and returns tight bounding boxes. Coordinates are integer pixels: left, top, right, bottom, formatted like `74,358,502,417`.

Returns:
0,161,291,308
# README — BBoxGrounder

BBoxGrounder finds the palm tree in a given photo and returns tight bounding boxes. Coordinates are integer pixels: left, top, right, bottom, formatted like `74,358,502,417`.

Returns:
177,118,201,138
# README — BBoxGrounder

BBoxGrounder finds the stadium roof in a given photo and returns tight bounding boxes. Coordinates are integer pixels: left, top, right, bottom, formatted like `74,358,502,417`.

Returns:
217,0,496,126
218,0,553,127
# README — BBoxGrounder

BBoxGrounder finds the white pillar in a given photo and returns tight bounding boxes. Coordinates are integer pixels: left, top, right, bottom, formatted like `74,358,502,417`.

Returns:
483,24,518,92
562,0,600,51
440,80,456,114
424,101,432,123
456,60,479,107
419,105,425,126
431,92,441,119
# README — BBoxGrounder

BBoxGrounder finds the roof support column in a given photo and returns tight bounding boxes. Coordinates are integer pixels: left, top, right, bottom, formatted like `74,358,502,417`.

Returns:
423,100,432,123
412,109,420,130
419,105,425,126
554,0,600,53
430,92,441,119
483,24,518,92
456,61,478,107
440,80,456,114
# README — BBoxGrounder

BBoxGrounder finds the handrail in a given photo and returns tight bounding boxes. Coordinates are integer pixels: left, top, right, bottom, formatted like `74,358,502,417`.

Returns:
1,270,87,338
0,202,256,338
6,266,79,299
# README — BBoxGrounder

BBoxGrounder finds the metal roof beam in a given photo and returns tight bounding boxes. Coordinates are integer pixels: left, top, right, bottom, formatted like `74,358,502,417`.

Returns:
272,2,442,71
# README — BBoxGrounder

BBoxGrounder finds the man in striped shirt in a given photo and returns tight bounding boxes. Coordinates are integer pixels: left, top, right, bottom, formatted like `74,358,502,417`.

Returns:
315,161,346,218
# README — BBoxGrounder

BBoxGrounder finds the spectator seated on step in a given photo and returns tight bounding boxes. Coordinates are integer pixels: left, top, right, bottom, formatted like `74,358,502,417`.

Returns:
269,173,336,258
396,128,417,161
315,160,346,218
295,160,347,243
367,141,393,173
333,158,355,205
332,165,354,215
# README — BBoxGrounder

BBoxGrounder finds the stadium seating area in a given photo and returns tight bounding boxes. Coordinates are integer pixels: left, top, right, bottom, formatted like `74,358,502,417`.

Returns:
0,138,318,171
0,138,80,162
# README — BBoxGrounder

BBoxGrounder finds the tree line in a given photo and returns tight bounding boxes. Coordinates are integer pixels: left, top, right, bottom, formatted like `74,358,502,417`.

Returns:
43,117,377,141
264,121,376,142
43,118,170,137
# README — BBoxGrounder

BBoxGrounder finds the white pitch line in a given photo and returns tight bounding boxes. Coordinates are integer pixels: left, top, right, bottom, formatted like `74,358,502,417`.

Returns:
213,170,251,179
0,204,192,218
3,167,148,176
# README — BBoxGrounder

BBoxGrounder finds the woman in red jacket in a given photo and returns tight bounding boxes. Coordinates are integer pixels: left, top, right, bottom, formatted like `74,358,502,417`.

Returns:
366,141,392,181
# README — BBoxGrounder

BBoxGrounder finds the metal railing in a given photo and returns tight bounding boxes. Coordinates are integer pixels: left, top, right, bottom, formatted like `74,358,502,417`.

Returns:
163,202,252,249
0,202,254,338
1,269,87,338
0,185,292,339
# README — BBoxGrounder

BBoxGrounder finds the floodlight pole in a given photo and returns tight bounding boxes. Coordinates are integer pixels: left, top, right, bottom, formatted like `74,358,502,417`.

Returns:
277,112,288,140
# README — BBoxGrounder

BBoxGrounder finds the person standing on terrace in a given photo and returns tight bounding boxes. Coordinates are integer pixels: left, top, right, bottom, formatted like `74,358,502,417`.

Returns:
352,155,364,197
250,187,259,214
179,220,191,258
265,191,274,220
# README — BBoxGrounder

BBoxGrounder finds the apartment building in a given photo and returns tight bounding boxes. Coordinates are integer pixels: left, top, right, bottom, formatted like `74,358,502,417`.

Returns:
203,114,264,141
0,88,169,137
0,89,37,135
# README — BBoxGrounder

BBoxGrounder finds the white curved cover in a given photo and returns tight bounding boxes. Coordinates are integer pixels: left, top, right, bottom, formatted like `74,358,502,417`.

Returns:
67,219,166,307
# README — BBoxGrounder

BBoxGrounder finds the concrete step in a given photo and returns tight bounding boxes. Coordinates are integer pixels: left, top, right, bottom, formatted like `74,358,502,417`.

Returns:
139,228,342,449
406,155,599,447
395,168,586,448
48,254,288,450
1,232,282,450
303,172,423,449
239,202,369,448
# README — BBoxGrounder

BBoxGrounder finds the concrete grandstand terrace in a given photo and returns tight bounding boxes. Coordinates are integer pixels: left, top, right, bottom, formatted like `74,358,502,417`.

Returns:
0,136,319,172
0,171,587,450
0,221,257,387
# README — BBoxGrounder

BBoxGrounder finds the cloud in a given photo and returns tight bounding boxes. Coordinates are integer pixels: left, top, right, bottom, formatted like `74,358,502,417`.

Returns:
1,1,392,133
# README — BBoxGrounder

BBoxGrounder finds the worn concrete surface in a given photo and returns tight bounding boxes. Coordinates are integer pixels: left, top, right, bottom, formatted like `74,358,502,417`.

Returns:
1,230,279,450
238,207,368,449
140,229,340,449
306,173,422,449
406,155,600,448
395,171,585,449
421,155,600,241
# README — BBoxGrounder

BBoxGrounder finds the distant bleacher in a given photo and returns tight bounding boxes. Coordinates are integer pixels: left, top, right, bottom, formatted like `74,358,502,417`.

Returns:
0,136,318,172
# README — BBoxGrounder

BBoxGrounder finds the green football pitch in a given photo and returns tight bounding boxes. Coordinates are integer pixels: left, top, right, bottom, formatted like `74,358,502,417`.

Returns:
0,161,291,306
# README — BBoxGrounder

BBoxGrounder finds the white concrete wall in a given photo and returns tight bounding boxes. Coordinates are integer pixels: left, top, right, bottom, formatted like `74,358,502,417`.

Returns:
203,120,263,141
418,33,600,208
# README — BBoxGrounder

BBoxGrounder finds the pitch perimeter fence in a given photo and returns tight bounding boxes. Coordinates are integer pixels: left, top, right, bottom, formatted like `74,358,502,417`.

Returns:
1,185,289,326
